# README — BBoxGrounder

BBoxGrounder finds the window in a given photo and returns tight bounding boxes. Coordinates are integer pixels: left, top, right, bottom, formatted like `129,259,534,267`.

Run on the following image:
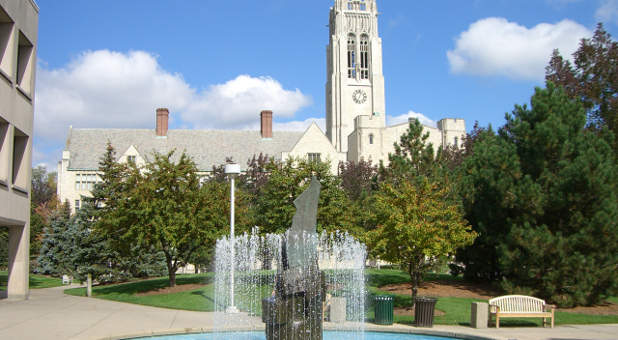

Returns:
75,173,98,191
0,119,8,184
127,155,136,163
454,137,458,148
0,7,14,80
347,34,356,78
360,35,369,79
308,153,321,163
369,133,374,145
16,31,33,95
75,199,80,210
11,127,28,190
360,3,366,11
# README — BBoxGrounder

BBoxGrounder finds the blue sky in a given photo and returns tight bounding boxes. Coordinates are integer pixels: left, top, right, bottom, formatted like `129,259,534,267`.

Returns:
32,0,618,168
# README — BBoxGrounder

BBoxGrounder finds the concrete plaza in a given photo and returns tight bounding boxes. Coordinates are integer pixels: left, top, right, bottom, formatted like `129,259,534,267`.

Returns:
1,285,617,340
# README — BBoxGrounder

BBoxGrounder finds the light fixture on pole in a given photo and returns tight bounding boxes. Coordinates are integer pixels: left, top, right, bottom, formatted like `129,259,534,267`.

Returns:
224,163,241,314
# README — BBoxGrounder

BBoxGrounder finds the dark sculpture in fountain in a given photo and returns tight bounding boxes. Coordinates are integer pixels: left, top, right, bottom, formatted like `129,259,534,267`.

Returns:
262,177,326,340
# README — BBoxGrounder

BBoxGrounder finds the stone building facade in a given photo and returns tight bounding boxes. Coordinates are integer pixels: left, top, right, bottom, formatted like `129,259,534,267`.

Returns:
0,0,39,300
57,0,465,213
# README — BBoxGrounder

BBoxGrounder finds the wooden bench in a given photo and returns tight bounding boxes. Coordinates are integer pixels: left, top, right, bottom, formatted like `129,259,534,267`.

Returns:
488,295,554,328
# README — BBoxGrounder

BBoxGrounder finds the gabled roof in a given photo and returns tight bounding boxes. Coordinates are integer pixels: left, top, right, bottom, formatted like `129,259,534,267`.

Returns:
65,128,304,171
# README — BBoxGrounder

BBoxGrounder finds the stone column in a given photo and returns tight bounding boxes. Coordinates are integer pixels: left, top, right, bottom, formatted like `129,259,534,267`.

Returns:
471,302,488,329
330,297,346,323
8,224,30,300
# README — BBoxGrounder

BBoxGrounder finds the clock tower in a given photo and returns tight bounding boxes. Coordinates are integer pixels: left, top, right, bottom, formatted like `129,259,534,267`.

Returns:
325,0,386,154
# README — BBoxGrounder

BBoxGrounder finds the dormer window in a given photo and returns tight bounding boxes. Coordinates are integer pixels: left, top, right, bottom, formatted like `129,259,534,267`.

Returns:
127,155,136,163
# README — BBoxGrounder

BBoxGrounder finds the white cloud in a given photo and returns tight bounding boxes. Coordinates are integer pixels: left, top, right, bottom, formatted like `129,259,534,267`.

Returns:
33,49,313,167
35,50,193,142
35,50,312,144
182,75,312,129
387,111,437,128
596,0,618,25
447,17,592,81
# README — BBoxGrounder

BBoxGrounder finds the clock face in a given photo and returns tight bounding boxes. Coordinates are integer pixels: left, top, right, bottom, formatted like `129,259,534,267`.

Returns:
352,89,367,104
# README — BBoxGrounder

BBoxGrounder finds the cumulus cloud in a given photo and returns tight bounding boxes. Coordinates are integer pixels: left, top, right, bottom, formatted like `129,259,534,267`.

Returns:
447,18,592,81
35,50,312,144
387,111,437,128
182,75,312,129
596,0,618,25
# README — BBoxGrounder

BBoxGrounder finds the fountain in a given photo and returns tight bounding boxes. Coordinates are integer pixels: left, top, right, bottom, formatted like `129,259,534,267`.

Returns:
214,177,366,339
262,177,324,339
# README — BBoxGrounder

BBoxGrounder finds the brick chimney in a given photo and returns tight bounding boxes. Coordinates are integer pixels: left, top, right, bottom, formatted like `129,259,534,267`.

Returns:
156,108,169,136
261,110,273,139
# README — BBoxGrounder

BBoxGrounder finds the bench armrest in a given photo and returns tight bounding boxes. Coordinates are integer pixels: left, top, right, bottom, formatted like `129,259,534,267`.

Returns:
545,304,555,312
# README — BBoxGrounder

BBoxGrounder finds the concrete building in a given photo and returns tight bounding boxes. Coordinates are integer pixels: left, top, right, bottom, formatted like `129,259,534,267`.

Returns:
57,0,465,213
0,0,39,300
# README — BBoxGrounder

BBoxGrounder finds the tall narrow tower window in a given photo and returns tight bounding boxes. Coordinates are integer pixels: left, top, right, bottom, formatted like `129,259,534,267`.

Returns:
360,35,369,79
347,34,356,78
369,133,374,144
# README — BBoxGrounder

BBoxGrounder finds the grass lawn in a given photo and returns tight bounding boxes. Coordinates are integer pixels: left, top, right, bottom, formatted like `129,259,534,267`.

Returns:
64,273,216,311
365,269,618,326
0,270,64,290
63,269,618,326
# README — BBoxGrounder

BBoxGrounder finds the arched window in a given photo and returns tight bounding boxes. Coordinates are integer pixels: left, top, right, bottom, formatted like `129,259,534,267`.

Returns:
347,34,356,78
369,133,374,145
360,35,369,79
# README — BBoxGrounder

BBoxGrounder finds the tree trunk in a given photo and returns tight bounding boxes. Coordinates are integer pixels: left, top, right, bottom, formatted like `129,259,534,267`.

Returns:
167,263,177,287
163,248,177,287
409,263,418,307
408,256,424,307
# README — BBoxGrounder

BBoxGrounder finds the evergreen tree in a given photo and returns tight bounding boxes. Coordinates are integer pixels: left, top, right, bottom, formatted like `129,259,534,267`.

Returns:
546,23,618,149
458,82,618,306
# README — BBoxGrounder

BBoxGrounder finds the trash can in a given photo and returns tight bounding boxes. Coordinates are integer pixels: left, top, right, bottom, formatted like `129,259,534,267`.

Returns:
374,295,394,325
414,296,437,327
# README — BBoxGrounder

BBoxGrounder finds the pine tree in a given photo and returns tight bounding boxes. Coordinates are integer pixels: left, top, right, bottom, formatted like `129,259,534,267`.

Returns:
458,82,618,306
546,23,618,150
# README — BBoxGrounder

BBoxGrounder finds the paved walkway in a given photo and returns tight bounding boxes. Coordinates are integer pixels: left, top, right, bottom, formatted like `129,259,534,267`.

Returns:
1,285,617,340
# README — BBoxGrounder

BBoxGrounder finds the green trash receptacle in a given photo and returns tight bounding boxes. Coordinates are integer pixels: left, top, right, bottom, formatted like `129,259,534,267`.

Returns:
414,296,437,327
374,295,394,325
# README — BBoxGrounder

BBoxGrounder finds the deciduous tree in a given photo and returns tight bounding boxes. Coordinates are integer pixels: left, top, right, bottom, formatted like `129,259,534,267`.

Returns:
370,120,477,302
96,151,233,287
255,157,358,236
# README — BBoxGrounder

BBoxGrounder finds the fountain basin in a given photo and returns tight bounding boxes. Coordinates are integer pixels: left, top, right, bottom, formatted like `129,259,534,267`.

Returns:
136,331,471,340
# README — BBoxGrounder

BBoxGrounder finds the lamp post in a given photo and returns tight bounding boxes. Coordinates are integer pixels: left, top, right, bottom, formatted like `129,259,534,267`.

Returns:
224,163,241,314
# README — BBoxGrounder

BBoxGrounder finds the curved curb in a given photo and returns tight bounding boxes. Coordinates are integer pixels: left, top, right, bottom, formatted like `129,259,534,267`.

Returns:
89,324,502,340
